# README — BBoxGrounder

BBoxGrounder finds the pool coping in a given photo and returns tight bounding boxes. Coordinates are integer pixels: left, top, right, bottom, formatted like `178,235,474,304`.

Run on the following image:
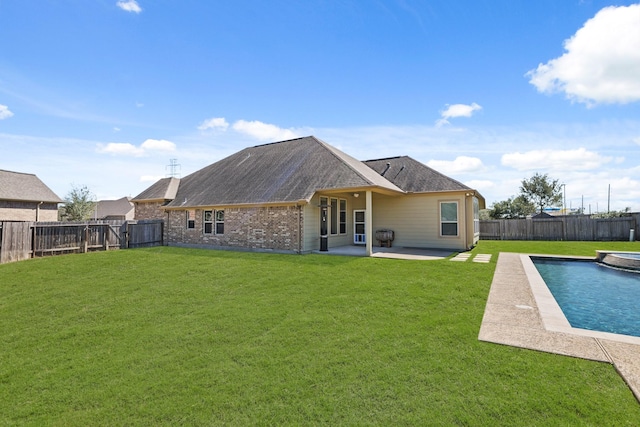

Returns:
478,252,640,403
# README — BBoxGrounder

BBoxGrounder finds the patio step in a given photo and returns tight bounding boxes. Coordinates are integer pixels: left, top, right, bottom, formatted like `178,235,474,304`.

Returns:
450,253,492,263
473,254,492,263
450,253,472,262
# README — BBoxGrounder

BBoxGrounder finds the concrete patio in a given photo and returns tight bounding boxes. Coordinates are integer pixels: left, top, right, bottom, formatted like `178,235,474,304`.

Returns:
314,245,454,260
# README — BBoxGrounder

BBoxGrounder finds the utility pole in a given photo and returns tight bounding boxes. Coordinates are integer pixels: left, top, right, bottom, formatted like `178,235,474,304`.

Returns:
166,159,181,178
607,184,611,213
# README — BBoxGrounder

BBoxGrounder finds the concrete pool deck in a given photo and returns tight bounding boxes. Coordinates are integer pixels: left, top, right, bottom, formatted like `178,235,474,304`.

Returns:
479,252,640,402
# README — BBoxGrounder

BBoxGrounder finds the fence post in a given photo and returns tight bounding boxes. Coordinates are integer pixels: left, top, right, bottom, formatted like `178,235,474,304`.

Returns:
103,225,109,251
83,225,89,253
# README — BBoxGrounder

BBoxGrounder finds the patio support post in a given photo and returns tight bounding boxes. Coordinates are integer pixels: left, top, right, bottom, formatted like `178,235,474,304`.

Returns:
365,190,372,256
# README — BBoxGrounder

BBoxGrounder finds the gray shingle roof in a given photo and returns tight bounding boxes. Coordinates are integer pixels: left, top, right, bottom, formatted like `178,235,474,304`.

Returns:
92,197,134,219
164,136,403,208
0,169,63,203
364,156,472,193
132,177,180,202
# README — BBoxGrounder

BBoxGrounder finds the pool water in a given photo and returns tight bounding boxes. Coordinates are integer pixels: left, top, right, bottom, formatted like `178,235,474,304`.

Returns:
533,258,640,338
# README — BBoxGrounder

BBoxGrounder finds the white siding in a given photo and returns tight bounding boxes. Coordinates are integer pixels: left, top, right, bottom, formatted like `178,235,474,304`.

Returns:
371,193,469,251
302,193,364,252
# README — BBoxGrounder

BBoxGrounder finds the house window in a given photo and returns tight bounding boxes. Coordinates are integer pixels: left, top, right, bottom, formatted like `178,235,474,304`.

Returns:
215,210,225,234
204,210,213,234
203,209,224,234
339,199,347,234
440,202,458,236
330,198,338,235
187,210,196,229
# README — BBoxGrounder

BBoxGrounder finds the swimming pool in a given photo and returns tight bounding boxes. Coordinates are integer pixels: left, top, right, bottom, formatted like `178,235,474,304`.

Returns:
532,258,640,338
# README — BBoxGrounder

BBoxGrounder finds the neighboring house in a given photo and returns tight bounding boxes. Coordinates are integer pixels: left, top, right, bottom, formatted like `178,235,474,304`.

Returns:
132,136,485,255
0,169,62,221
90,197,135,221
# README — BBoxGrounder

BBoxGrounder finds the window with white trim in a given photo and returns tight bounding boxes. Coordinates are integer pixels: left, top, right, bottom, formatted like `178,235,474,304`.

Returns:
215,210,225,234
440,202,458,236
186,210,196,229
330,198,338,235
203,209,224,234
204,210,213,234
327,197,347,235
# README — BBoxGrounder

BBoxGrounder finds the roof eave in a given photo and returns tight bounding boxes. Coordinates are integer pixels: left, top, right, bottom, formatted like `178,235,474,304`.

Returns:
162,199,310,210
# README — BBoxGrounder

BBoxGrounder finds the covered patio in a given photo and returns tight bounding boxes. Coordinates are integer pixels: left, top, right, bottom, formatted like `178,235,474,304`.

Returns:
314,245,455,260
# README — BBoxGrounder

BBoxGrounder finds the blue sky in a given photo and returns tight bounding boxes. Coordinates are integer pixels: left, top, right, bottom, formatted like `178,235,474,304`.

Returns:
2,0,640,212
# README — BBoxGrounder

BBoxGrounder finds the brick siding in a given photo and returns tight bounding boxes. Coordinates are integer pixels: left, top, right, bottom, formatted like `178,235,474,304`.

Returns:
166,205,303,252
0,201,59,221
134,201,166,220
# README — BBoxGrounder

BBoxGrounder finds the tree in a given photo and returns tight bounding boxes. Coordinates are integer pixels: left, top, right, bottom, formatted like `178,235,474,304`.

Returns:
63,185,96,221
488,195,536,219
592,207,632,218
519,173,563,214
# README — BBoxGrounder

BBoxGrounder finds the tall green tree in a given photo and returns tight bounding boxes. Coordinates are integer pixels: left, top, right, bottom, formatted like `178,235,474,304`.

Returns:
488,195,536,219
519,173,563,214
63,185,96,221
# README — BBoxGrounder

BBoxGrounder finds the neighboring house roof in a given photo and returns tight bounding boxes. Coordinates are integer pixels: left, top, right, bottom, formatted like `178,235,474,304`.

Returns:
163,136,404,208
364,156,471,193
0,169,63,203
132,177,180,202
92,197,134,219
532,211,558,219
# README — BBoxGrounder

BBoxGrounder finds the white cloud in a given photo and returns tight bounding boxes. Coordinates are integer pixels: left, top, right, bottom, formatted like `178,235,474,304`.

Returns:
198,117,229,131
97,139,175,157
0,104,14,120
97,142,142,156
464,180,495,191
436,103,482,126
116,0,142,13
501,147,612,172
527,4,640,105
427,156,485,174
232,120,299,141
634,137,640,146
140,139,176,152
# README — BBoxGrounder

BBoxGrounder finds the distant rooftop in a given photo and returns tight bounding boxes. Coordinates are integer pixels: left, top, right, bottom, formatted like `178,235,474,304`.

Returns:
0,169,63,203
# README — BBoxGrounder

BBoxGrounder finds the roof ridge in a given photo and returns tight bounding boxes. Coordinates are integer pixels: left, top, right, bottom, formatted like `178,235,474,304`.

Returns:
0,169,37,177
251,136,309,148
313,137,403,192
363,155,406,162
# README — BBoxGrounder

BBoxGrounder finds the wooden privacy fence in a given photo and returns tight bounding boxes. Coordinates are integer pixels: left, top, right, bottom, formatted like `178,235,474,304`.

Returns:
480,214,640,241
0,220,164,264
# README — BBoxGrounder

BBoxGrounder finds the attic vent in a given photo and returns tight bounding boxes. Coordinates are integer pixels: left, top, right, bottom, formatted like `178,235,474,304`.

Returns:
381,162,391,176
393,165,405,179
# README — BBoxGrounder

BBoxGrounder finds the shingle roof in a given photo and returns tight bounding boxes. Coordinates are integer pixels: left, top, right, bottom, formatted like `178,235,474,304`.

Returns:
164,136,403,208
132,177,180,202
92,197,134,219
364,156,472,193
0,169,63,203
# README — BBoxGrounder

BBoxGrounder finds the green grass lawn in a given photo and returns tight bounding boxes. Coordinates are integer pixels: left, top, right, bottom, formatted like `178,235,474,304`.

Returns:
1,241,640,425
